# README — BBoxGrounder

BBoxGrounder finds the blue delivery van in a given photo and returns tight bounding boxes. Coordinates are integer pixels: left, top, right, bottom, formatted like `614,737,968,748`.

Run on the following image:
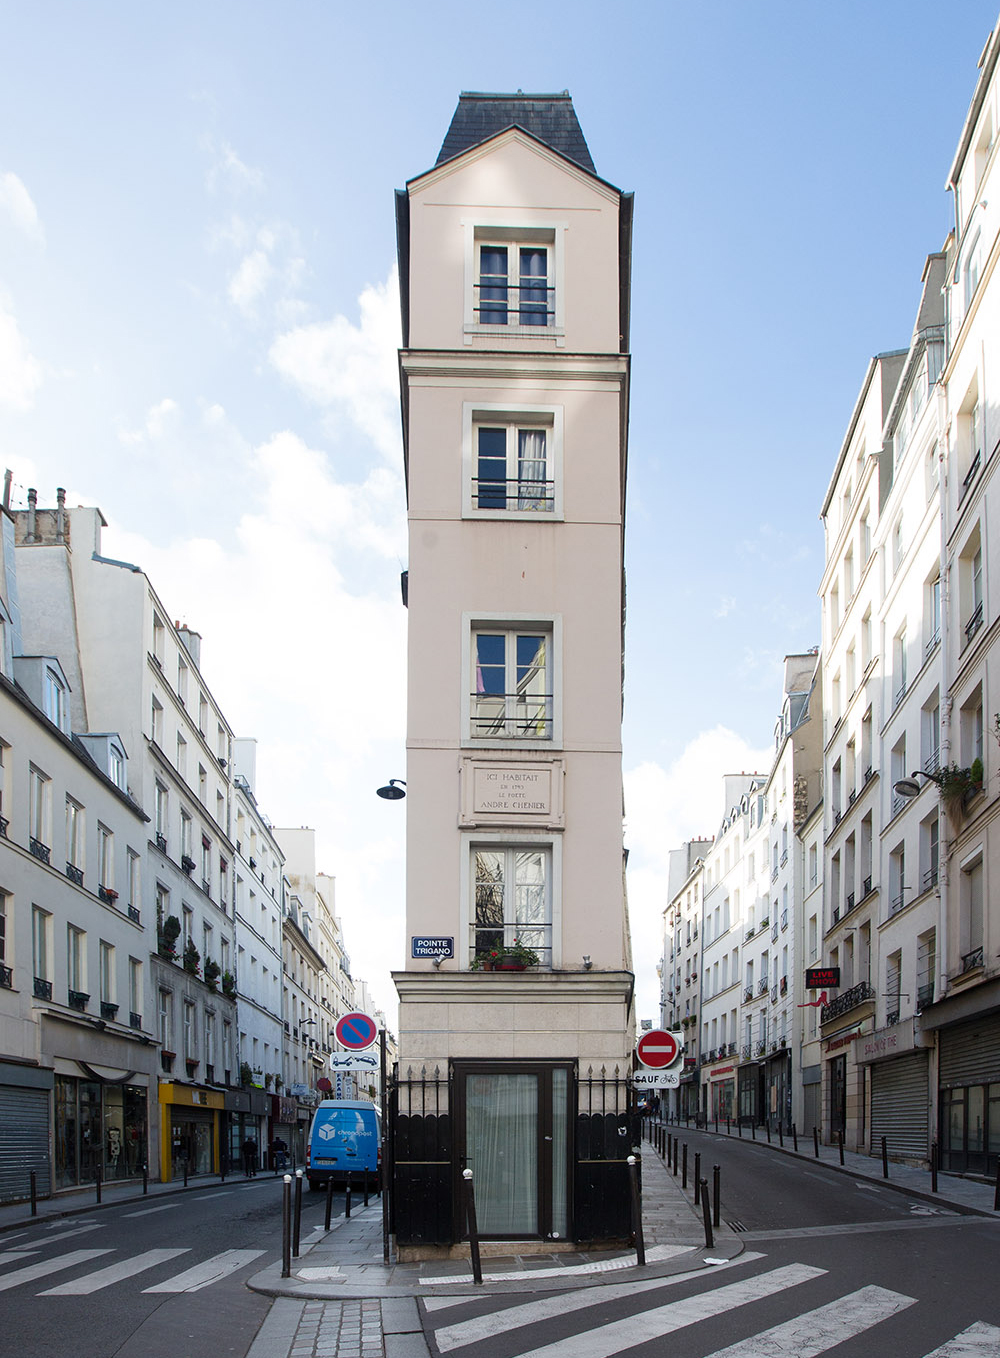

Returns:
305,1099,381,1191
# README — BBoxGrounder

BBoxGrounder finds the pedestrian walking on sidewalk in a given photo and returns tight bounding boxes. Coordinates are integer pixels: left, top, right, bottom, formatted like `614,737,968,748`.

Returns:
242,1135,258,1177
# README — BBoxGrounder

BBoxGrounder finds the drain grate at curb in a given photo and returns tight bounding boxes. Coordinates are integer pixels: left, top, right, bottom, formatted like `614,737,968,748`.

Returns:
726,1219,747,1232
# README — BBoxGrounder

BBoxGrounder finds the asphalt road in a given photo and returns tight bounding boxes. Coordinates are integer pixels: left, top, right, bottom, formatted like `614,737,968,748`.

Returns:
1,1174,339,1358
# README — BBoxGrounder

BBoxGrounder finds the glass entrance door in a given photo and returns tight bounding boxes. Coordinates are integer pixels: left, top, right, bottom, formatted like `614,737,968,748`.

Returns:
456,1062,571,1240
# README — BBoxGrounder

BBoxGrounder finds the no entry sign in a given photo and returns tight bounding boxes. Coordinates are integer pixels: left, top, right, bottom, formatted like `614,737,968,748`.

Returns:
335,1011,378,1050
636,1029,682,1070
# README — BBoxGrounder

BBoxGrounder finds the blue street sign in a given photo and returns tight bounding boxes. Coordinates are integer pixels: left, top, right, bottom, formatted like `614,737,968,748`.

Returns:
412,936,454,959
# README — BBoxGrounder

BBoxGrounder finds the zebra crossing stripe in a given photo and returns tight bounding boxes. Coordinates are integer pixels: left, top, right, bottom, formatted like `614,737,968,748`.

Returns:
14,1223,103,1249
0,1249,113,1292
700,1284,915,1357
430,1252,768,1349
142,1248,266,1293
921,1323,1000,1355
496,1264,826,1358
39,1248,190,1296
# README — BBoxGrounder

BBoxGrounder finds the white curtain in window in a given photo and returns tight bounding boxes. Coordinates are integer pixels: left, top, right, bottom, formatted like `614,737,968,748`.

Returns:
466,1073,537,1235
517,430,548,510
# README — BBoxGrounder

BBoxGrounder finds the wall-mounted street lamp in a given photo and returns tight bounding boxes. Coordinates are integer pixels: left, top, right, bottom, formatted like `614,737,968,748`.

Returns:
376,779,407,801
892,768,946,800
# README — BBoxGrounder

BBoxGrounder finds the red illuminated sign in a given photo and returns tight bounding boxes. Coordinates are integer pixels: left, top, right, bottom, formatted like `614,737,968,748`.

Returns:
805,967,840,989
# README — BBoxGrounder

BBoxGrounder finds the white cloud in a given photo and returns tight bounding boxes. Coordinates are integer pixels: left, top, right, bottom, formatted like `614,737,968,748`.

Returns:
714,594,737,618
204,139,264,195
0,171,43,242
228,248,274,312
624,727,772,1022
0,304,42,409
269,268,401,463
98,423,408,1018
118,397,178,445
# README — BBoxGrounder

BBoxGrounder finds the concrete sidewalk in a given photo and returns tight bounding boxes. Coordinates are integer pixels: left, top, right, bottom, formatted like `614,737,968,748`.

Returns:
247,1147,739,1304
0,1163,282,1234
653,1118,1000,1217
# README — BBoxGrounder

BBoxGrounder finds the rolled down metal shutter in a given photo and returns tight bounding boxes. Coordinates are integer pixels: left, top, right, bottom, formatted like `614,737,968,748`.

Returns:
938,1014,1000,1088
0,1086,51,1203
870,1053,930,1159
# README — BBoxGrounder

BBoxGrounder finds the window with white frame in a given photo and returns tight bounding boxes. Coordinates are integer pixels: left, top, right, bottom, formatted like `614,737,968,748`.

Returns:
959,854,984,965
99,941,114,1004
470,625,552,741
67,924,85,993
109,743,125,791
470,412,555,514
129,957,142,1019
0,891,8,973
159,987,173,1050
128,850,140,908
66,798,84,870
475,238,552,327
151,693,163,746
44,666,68,732
927,573,941,652
29,765,49,847
98,825,113,890
471,845,551,966
32,906,50,982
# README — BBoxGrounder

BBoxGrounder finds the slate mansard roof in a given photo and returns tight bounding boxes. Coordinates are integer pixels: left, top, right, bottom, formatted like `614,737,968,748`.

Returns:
436,91,596,175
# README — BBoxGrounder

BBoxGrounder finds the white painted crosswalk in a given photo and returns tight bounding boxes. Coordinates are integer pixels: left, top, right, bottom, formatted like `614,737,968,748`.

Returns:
419,1253,1000,1358
0,1231,268,1298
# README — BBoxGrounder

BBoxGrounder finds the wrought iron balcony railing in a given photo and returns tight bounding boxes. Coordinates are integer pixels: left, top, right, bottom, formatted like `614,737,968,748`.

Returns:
66,862,84,886
960,946,984,973
33,976,52,1000
30,837,50,864
821,981,875,1023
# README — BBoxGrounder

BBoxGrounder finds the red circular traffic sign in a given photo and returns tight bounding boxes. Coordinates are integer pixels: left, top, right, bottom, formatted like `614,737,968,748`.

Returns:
636,1029,681,1069
334,1011,378,1050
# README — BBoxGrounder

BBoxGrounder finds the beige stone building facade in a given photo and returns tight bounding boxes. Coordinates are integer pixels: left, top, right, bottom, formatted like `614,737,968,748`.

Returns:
392,92,635,1247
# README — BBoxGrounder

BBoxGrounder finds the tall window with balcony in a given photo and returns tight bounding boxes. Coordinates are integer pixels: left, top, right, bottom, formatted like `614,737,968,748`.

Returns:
959,855,984,972
476,240,551,327
917,931,936,1009
29,765,50,859
67,924,86,1007
66,798,83,884
892,627,907,708
926,573,941,655
471,627,552,741
922,815,940,893
889,843,906,917
471,846,551,967
473,418,553,513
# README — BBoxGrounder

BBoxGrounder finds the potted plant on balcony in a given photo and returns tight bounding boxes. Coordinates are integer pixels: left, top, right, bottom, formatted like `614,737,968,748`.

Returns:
473,938,541,971
203,958,221,990
182,938,201,977
239,1060,253,1088
221,969,236,998
158,914,181,961
938,762,983,819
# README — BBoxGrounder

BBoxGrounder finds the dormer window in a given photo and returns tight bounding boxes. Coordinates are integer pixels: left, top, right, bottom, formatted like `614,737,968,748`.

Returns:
44,667,68,733
477,244,550,326
109,744,126,791
466,224,564,340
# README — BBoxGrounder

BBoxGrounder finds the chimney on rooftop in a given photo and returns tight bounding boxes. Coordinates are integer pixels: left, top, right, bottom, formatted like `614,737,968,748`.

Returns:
26,488,36,543
175,621,202,668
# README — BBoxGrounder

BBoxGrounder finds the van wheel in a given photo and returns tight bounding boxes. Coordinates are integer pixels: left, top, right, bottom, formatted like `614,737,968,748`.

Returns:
308,1179,322,1192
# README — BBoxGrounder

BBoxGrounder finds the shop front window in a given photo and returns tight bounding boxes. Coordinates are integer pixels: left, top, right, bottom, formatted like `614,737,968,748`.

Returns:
54,1076,147,1186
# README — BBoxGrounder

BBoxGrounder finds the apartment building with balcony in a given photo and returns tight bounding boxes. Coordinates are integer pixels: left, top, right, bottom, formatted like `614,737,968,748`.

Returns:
818,352,904,1150
392,91,635,1249
0,500,157,1200
916,25,1000,1178
699,775,763,1124
230,738,284,1162
662,838,712,1120
12,499,238,1183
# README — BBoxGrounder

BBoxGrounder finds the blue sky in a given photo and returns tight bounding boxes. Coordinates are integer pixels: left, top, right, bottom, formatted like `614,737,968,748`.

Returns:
1,1,996,1023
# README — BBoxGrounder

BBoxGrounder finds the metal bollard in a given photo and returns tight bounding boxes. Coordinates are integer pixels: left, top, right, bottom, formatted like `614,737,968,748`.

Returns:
713,1164,721,1228
363,1169,370,1208
183,1159,188,1188
738,1118,743,1138
881,1135,889,1179
792,1124,798,1153
700,1179,714,1248
751,1120,756,1141
627,1155,645,1267
778,1122,784,1148
30,1170,37,1216
220,1155,226,1185
813,1126,820,1158
293,1170,303,1257
96,1166,102,1204
463,1169,483,1285
143,1164,149,1195
994,1158,1000,1213
714,1115,719,1135
325,1175,335,1231
345,1170,352,1219
727,1117,731,1136
694,1152,701,1205
765,1120,771,1144
839,1129,845,1166
281,1174,292,1278
682,1142,688,1189
931,1141,939,1194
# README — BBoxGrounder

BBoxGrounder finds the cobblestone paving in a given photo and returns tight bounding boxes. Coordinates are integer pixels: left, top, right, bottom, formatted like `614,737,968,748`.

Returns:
289,1299,385,1357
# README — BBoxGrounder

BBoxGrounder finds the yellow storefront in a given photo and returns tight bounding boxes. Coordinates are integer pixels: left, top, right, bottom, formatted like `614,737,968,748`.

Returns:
158,1082,225,1182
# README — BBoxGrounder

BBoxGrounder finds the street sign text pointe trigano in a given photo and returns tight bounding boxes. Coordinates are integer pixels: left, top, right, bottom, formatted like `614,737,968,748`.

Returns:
635,1029,683,1070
